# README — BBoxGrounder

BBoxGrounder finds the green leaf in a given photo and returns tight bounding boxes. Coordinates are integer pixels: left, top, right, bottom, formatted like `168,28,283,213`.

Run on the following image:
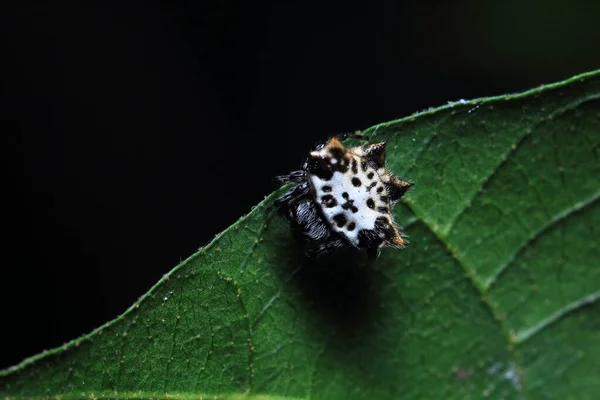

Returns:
2,70,599,400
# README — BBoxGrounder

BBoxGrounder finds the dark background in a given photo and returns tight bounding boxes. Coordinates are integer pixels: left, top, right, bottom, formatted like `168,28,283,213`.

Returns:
2,0,599,368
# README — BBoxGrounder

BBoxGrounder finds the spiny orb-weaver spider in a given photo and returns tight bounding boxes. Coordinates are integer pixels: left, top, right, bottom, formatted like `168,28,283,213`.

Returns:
275,133,412,257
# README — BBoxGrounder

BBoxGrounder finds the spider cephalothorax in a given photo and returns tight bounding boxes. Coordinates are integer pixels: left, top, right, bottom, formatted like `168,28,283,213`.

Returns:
275,135,412,257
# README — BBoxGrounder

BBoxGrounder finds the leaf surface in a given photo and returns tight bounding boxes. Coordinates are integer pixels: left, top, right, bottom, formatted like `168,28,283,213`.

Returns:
2,71,600,400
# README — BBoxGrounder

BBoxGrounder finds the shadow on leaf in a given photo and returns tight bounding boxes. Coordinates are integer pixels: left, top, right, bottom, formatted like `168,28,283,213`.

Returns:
276,236,380,339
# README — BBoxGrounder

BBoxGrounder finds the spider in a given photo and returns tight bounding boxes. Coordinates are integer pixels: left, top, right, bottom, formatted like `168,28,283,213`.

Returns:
275,133,412,257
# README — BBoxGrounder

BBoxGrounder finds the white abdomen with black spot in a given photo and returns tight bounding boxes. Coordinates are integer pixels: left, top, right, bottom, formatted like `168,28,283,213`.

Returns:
309,160,390,246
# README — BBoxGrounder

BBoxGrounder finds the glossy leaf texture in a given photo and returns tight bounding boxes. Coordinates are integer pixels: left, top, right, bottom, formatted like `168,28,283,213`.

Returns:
2,70,600,400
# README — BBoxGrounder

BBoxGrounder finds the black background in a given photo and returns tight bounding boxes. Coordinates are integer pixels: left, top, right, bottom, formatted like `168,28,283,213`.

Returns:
2,0,599,368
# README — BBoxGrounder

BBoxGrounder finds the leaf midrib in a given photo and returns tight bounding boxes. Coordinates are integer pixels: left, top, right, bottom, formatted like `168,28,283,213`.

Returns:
368,75,600,396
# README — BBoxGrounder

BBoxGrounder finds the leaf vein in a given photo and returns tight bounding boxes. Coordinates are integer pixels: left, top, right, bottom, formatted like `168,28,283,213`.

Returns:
442,91,600,238
404,211,523,392
485,191,600,290
514,290,600,344
441,127,533,237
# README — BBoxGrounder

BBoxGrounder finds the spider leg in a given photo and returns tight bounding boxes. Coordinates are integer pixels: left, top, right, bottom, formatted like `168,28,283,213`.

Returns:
296,201,329,241
306,237,347,258
336,131,368,142
275,181,350,257
274,170,306,184
274,181,310,209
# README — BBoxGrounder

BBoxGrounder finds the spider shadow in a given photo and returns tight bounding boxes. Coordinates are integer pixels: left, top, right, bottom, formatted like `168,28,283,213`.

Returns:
277,242,380,339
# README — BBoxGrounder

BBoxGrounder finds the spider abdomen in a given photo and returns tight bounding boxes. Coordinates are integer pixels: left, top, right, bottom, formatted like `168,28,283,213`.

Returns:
276,135,412,257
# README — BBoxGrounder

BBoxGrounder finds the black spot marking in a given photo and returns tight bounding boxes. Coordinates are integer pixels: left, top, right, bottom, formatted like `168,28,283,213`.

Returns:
333,213,347,228
330,148,345,159
377,218,389,229
321,195,338,208
341,196,359,213
364,142,387,168
307,156,333,180
380,195,388,202
366,198,375,209
352,177,362,187
367,172,374,179
386,182,411,201
347,222,356,231
342,192,349,199
366,182,377,192
332,159,349,173
376,186,384,193
361,161,368,172
322,185,332,192
375,216,395,240
357,229,384,257
309,148,350,176
351,159,358,174
377,206,388,213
